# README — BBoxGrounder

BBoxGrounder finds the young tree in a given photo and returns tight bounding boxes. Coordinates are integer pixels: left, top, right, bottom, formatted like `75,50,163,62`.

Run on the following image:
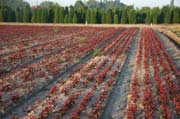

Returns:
160,6,169,23
152,7,160,24
23,5,31,22
78,7,86,23
15,7,21,22
128,9,136,24
106,9,112,24
164,8,172,24
101,12,106,23
95,8,102,24
72,13,78,23
113,14,119,24
31,8,37,23
0,9,4,22
64,14,69,23
91,10,97,24
1,6,9,22
41,8,48,23
54,6,59,23
86,9,91,24
121,7,127,24
145,10,151,24
37,8,42,23
48,7,54,23
59,7,64,23
68,6,74,23
172,7,179,23
7,8,16,22
0,11,3,22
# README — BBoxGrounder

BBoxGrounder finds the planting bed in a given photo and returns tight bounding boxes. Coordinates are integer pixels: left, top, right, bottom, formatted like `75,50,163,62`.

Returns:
0,25,179,119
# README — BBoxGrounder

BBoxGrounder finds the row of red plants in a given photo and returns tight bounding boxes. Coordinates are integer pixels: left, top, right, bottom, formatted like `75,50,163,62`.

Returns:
148,29,179,116
0,27,123,115
11,28,137,119
126,30,143,119
141,29,154,119
126,28,179,119
0,27,106,74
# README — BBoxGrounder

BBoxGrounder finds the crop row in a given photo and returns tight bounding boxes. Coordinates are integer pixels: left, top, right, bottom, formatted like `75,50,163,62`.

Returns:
8,28,138,119
0,27,123,116
125,28,179,119
0,27,110,74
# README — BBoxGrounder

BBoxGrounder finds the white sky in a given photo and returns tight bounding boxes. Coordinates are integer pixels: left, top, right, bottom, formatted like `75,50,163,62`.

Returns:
25,0,180,8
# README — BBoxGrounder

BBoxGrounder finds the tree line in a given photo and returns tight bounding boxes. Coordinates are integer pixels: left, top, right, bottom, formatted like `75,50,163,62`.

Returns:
0,1,180,24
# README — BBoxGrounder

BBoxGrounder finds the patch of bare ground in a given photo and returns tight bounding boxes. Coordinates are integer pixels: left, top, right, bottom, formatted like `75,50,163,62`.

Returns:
158,28,180,45
0,23,180,28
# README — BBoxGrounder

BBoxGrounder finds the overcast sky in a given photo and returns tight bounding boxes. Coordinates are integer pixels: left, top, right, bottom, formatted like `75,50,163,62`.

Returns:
25,0,180,8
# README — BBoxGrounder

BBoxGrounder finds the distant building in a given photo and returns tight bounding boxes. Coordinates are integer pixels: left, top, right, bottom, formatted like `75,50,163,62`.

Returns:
32,5,38,9
101,0,121,4
170,0,174,7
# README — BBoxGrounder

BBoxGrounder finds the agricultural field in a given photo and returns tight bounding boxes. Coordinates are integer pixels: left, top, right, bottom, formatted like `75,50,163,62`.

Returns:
169,27,180,37
0,25,179,119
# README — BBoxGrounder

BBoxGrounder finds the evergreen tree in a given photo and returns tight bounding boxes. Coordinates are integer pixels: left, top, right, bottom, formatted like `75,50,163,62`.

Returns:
128,9,136,24
172,7,179,23
19,9,23,22
96,8,102,24
59,7,64,23
76,7,86,23
2,6,9,22
31,8,37,23
91,10,97,24
106,9,112,24
160,6,169,23
37,8,42,23
48,7,54,23
101,12,106,23
68,6,74,23
15,7,21,22
86,9,91,24
23,5,31,22
64,14,69,23
121,8,127,24
145,10,151,24
152,7,160,24
113,14,119,24
0,9,4,22
54,6,59,23
164,8,172,24
1,1,180,24
41,8,48,23
72,13,78,23
7,8,16,22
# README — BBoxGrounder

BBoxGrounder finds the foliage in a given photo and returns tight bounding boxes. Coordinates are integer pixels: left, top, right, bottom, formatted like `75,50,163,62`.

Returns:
39,1,56,8
172,7,180,23
101,12,106,24
152,7,160,24
31,8,37,23
164,8,172,24
0,0,29,10
113,14,119,24
121,7,127,24
91,10,97,24
128,9,136,24
0,0,180,24
54,6,59,23
73,13,78,23
106,9,112,24
23,5,31,23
